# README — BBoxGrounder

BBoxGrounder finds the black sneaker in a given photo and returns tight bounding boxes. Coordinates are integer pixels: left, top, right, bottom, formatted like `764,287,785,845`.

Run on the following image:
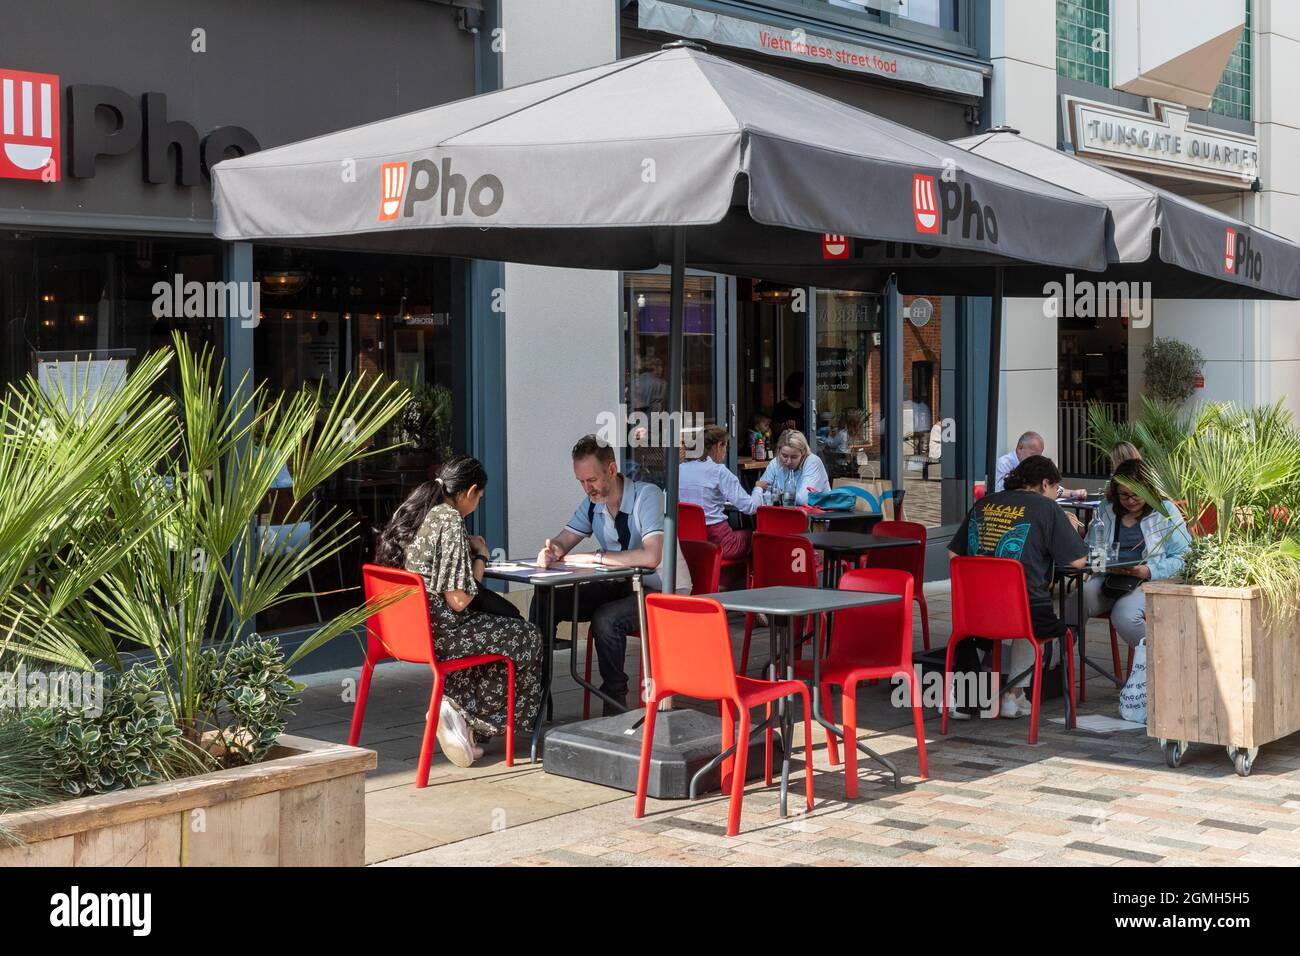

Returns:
601,687,629,716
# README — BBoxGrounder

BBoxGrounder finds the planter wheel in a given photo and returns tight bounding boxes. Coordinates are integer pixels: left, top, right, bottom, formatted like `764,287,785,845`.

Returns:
1161,738,1188,769
1227,746,1259,777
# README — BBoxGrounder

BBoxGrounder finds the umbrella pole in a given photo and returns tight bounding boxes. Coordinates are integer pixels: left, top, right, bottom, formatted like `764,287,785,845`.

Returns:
984,267,1005,492
661,228,686,596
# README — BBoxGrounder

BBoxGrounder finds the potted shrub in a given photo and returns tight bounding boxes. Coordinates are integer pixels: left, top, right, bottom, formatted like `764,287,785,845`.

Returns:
0,334,410,864
395,381,453,470
1104,401,1300,775
1142,337,1205,406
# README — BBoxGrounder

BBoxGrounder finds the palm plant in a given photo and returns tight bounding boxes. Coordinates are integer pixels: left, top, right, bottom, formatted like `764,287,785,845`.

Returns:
16,333,411,751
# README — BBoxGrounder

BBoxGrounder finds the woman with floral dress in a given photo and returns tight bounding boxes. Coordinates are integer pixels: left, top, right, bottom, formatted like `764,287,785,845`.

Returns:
376,455,543,767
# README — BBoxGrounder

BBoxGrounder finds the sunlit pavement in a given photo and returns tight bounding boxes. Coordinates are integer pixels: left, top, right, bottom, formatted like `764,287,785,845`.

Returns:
288,583,1300,867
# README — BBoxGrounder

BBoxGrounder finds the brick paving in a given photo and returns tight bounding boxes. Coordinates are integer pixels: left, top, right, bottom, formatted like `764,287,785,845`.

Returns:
287,583,1300,866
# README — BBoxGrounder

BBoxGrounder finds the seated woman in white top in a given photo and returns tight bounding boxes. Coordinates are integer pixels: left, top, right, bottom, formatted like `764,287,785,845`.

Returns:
678,424,761,561
755,429,831,507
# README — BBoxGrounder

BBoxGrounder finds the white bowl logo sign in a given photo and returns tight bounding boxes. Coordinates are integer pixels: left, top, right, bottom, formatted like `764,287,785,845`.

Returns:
1224,227,1237,274
378,162,408,221
822,233,848,259
0,69,59,181
912,173,938,234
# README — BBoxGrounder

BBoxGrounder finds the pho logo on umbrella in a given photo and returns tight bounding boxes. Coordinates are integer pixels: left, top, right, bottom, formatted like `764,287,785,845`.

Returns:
0,68,60,182
822,233,848,259
378,161,408,221
912,173,938,234
1224,227,1237,273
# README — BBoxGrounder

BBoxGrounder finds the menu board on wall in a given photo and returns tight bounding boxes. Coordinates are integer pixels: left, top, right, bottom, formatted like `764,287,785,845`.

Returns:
33,349,135,413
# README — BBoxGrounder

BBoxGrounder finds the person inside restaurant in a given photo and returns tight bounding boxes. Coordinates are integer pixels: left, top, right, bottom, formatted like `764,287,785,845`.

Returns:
947,455,1088,719
755,429,830,506
772,371,806,434
376,455,544,768
995,429,1089,500
531,435,691,714
679,424,762,563
1065,458,1190,652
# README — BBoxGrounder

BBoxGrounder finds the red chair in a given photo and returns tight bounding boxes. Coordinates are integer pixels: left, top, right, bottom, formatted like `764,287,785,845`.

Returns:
349,564,515,786
1074,610,1133,703
861,520,930,650
793,569,927,794
677,502,709,541
739,532,820,674
941,556,1077,744
580,538,724,719
635,593,813,837
756,505,809,534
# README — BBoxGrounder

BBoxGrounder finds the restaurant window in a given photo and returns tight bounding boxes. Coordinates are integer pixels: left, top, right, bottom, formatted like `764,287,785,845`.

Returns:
897,295,954,528
813,288,882,483
738,280,807,486
1056,0,1110,88
253,248,465,633
1210,0,1251,121
622,272,717,488
803,0,972,49
0,234,223,395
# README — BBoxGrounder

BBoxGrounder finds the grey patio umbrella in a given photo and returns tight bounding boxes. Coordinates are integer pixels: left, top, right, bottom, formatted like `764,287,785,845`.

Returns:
213,43,1110,596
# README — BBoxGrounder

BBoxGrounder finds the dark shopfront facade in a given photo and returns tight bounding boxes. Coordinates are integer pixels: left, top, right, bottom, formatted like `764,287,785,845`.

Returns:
0,0,502,664
619,0,999,569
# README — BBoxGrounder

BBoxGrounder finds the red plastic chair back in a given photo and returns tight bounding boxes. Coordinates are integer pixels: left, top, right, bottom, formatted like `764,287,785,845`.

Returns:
362,564,434,665
827,568,914,670
677,502,709,542
645,593,739,701
750,532,818,589
949,556,1036,642
756,505,809,534
867,520,926,578
973,482,986,501
680,539,722,595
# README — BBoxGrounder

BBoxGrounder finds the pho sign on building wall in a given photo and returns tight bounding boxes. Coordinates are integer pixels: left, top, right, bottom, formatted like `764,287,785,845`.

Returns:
1062,95,1258,190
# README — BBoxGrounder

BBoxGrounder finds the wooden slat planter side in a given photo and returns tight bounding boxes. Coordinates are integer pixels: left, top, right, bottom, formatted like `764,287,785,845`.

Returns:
1146,581,1300,750
0,735,375,867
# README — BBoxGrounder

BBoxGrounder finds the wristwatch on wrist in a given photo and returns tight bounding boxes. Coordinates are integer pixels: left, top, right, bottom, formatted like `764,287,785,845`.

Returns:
597,550,605,566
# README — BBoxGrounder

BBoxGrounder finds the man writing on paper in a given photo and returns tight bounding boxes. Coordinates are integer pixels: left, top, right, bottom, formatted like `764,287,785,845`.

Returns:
530,435,691,714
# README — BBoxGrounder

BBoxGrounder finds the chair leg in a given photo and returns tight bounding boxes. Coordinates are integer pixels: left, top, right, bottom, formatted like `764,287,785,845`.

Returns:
918,592,931,651
504,658,516,767
416,678,444,788
821,680,839,766
907,670,928,779
634,698,659,819
582,634,593,720
1027,643,1044,746
740,614,754,674
347,659,377,746
842,679,859,799
1109,621,1123,685
799,689,815,813
764,700,774,787
720,699,737,794
940,636,960,735
1063,630,1078,731
728,708,751,837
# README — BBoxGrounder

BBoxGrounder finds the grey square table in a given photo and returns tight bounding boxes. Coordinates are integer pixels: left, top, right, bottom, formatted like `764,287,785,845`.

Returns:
697,585,903,813
807,510,882,533
805,531,918,589
483,562,641,761
1055,556,1144,718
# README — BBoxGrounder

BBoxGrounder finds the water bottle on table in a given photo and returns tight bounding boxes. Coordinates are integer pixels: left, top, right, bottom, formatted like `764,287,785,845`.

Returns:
1087,518,1108,572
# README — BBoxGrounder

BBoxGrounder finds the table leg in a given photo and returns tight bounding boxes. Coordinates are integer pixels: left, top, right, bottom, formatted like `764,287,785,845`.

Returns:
531,587,555,763
779,615,792,817
567,582,628,715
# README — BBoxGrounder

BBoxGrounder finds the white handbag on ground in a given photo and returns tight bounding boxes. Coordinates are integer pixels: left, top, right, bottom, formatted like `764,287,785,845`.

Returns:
1118,639,1148,724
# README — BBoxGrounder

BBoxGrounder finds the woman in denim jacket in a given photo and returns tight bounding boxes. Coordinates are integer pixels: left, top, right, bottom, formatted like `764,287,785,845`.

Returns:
1067,458,1191,649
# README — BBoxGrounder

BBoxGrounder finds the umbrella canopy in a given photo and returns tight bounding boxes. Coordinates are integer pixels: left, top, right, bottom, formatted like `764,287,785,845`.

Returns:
212,45,1107,280
931,128,1300,300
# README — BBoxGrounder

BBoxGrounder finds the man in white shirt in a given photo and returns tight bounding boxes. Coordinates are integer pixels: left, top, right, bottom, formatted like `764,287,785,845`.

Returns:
994,430,1088,501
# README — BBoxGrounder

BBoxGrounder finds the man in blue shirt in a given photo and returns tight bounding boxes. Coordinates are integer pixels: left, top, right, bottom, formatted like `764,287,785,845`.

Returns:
530,435,690,714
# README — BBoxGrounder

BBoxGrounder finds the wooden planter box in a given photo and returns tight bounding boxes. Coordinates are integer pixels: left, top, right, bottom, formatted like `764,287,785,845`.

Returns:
0,735,376,867
1146,580,1300,750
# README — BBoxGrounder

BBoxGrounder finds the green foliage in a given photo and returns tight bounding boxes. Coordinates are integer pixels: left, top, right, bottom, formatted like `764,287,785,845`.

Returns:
1098,399,1300,620
24,664,211,799
398,382,454,460
205,639,301,767
1142,337,1205,406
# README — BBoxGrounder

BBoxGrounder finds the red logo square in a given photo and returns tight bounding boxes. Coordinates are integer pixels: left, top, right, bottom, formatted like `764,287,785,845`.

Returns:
912,173,938,234
0,69,60,182
1224,227,1237,274
822,233,848,259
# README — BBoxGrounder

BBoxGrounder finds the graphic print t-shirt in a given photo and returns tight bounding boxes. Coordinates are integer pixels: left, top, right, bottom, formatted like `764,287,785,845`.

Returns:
948,489,1087,609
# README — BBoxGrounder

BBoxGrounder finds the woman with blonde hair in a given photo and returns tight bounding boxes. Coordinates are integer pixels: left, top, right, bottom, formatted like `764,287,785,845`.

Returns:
1109,441,1141,472
755,428,830,506
678,424,761,563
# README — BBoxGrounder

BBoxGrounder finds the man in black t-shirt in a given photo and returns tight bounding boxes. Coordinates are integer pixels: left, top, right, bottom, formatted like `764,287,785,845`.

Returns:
947,456,1087,718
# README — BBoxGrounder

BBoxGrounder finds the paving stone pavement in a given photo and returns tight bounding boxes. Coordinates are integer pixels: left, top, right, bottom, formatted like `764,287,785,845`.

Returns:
287,583,1300,867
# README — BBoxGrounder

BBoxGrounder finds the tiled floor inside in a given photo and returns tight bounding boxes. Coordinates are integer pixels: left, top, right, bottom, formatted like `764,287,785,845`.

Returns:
288,583,1300,867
